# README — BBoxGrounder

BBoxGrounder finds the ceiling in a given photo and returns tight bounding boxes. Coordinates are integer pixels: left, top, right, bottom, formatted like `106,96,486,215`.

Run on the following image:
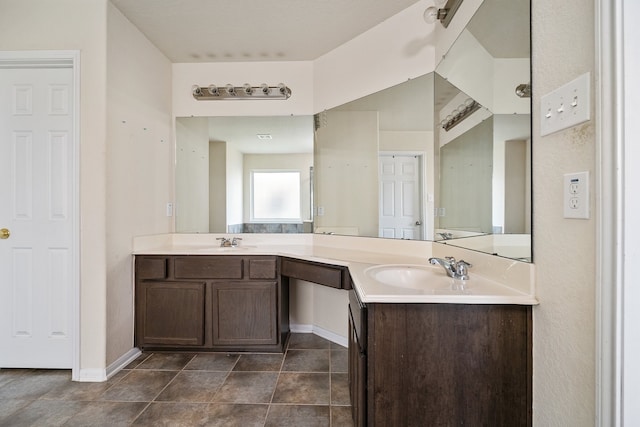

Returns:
110,0,422,63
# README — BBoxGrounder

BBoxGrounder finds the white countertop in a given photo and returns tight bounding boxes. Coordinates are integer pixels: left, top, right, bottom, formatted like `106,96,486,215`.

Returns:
133,233,538,305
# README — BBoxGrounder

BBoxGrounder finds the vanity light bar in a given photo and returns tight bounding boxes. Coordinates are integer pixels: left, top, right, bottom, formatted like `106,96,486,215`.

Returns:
192,83,291,100
439,99,481,131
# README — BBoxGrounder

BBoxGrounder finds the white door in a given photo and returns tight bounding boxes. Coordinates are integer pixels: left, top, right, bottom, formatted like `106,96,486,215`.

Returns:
378,154,422,239
0,66,75,368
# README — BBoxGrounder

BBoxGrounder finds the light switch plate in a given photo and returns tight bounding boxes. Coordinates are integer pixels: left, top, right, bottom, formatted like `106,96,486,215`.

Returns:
563,171,589,219
541,72,591,136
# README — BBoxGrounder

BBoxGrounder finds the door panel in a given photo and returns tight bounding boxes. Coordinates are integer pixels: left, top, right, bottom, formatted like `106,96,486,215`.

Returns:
211,281,278,347
378,155,422,239
0,66,74,368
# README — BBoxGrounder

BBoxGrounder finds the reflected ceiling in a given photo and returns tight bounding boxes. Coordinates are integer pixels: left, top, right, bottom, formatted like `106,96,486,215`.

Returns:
466,0,530,58
207,116,313,154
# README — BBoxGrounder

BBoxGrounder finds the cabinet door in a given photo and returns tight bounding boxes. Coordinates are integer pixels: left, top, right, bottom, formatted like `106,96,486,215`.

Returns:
211,281,278,347
349,308,367,427
136,281,206,347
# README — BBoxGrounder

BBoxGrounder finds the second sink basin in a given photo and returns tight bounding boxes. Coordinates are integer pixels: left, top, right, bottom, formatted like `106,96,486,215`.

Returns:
365,264,452,290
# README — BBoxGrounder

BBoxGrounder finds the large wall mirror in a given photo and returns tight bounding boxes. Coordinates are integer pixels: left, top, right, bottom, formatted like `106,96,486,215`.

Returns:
432,0,531,260
175,115,314,234
175,0,531,261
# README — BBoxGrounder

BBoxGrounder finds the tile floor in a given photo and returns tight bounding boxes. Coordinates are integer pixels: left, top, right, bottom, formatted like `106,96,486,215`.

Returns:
0,333,354,427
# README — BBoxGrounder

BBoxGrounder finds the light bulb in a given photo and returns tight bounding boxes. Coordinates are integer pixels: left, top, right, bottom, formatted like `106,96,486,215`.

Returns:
207,85,219,96
243,83,253,95
226,84,236,96
261,84,271,95
192,85,202,96
423,6,439,23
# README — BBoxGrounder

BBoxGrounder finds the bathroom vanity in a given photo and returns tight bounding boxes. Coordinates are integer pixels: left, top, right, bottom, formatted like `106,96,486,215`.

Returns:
348,289,532,427
135,255,288,352
134,253,352,352
133,233,536,426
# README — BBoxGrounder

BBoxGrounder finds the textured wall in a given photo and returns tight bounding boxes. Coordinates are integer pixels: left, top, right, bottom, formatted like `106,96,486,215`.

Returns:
106,3,173,366
531,0,597,424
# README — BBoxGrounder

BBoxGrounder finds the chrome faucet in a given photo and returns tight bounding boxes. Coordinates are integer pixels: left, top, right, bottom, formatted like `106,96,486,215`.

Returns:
428,256,472,280
216,237,242,247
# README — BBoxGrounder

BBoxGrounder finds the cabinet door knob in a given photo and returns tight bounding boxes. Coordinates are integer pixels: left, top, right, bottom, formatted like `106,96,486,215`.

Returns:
0,228,9,239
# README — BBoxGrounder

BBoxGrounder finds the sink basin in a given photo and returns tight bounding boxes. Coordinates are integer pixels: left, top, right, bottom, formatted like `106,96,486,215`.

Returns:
213,245,254,252
364,264,452,290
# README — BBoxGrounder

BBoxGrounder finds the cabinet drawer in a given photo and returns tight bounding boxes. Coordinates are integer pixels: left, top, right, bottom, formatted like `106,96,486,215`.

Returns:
281,257,347,289
174,256,243,279
135,257,167,280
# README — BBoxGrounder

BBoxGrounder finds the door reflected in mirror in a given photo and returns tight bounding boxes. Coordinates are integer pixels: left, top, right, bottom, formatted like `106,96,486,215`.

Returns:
313,74,434,240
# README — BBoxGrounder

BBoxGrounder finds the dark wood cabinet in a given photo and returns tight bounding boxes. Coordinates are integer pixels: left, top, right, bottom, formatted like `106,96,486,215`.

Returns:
348,289,532,427
136,281,206,346
134,255,289,352
348,291,367,427
211,280,278,347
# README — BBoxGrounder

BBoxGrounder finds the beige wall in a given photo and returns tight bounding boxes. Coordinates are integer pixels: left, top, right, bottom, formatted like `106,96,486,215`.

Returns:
106,3,173,366
209,141,227,232
0,0,109,372
314,110,379,237
226,145,244,227
532,0,596,424
175,117,209,232
493,114,532,232
289,281,349,340
439,117,493,233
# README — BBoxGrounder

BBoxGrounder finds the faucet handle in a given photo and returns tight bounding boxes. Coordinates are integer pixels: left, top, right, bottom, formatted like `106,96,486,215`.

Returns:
231,237,242,246
455,260,472,280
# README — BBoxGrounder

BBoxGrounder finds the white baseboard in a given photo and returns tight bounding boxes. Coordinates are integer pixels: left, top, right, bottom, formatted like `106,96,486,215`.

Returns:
106,347,141,379
76,368,107,383
76,347,141,383
290,324,348,348
290,323,314,333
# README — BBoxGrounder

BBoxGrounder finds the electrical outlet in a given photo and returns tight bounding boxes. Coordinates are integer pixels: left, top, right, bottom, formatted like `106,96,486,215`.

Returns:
563,172,589,219
166,202,174,217
317,206,325,216
541,72,590,136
